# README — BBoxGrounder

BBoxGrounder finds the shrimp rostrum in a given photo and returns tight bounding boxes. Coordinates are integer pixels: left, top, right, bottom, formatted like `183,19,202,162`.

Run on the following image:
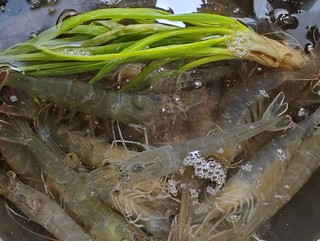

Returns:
88,91,292,192
0,171,94,241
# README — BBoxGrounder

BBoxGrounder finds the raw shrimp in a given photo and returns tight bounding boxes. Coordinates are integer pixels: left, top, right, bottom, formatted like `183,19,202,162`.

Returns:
215,69,296,127
209,124,320,241
0,70,166,122
44,121,137,168
88,92,291,191
0,117,146,241
0,140,42,180
195,106,320,239
214,67,317,161
0,171,94,241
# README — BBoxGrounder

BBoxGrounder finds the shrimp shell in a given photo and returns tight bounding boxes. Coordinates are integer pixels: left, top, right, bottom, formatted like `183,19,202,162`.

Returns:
209,124,320,241
0,71,165,122
0,171,94,241
88,92,291,191
196,106,320,239
0,117,145,241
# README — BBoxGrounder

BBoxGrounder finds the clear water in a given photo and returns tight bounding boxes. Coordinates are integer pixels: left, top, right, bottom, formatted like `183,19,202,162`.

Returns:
0,0,320,241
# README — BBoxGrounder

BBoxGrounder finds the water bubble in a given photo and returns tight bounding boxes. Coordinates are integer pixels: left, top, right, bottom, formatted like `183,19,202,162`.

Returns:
227,34,251,58
284,185,291,190
100,0,120,5
30,0,41,9
9,95,18,103
240,163,253,172
249,125,255,130
277,148,287,161
297,107,307,117
217,147,224,154
236,144,243,151
0,5,6,12
306,43,314,54
226,213,241,223
259,89,270,98
47,0,57,4
256,179,262,188
30,32,37,38
206,185,218,195
157,67,164,73
232,7,240,14
193,79,203,89
47,7,55,15
167,179,178,196
90,191,97,197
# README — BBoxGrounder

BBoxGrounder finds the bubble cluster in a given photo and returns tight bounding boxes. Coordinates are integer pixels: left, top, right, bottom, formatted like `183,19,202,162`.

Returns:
167,179,178,197
189,188,200,206
29,0,41,9
183,151,226,195
276,148,287,161
297,107,307,117
259,89,270,98
227,34,252,58
240,163,253,172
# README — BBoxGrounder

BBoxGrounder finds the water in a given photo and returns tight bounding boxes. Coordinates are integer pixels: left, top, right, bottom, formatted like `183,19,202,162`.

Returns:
0,0,320,240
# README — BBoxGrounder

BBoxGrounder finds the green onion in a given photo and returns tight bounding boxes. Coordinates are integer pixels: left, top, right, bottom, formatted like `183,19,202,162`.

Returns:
0,8,306,88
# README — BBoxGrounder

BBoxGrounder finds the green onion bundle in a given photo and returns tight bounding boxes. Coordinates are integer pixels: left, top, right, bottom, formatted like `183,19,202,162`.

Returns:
0,8,306,86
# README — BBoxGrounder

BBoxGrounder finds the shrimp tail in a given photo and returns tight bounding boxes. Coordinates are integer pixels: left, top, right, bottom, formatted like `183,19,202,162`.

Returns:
261,91,292,131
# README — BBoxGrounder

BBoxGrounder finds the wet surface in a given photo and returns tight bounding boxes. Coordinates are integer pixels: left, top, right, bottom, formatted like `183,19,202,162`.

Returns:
0,0,101,51
0,0,320,241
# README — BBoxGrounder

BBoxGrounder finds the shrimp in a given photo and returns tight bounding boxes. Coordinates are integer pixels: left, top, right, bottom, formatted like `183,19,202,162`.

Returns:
0,171,94,241
194,106,320,240
215,69,295,128
0,70,166,123
0,117,146,241
88,91,291,192
214,68,318,162
44,121,137,168
208,124,320,241
0,140,42,180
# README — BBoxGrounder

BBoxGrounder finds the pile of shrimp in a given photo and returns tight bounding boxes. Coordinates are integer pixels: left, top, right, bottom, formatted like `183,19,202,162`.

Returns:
0,34,320,241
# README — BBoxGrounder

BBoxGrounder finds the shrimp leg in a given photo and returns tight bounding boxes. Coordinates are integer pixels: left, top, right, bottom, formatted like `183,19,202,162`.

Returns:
0,70,165,122
0,171,94,241
88,92,291,192
209,125,320,241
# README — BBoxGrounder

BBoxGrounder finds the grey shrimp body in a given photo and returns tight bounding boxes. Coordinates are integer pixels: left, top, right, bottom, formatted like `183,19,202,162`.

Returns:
89,92,292,192
1,71,164,122
0,118,145,241
0,140,42,179
215,70,294,128
47,122,137,168
195,106,320,239
0,171,94,241
209,123,320,241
